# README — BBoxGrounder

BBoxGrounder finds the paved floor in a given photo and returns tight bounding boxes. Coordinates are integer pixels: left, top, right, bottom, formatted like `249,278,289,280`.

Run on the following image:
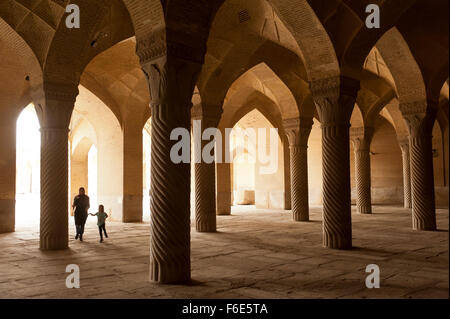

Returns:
0,205,448,299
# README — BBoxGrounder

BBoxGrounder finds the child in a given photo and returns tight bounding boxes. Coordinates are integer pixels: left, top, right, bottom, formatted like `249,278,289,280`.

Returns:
89,205,109,243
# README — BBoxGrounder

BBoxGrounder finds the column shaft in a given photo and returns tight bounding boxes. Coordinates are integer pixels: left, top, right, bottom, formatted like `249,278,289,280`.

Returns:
40,128,70,250
193,114,221,232
0,119,16,233
195,161,216,231
34,83,78,250
149,101,191,283
283,137,292,210
216,162,232,215
141,52,202,283
401,104,437,231
351,128,374,215
284,118,312,222
321,124,352,248
410,133,436,230
123,123,143,222
399,140,412,209
311,77,359,250
354,149,372,214
290,146,309,221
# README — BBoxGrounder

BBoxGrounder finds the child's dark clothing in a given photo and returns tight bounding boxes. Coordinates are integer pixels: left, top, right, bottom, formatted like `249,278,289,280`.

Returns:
98,223,108,241
92,212,108,241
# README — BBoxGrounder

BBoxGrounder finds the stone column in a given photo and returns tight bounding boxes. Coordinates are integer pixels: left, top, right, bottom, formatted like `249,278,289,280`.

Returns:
123,119,143,223
350,127,374,214
283,117,313,221
401,103,437,230
192,107,222,232
216,126,232,215
282,136,292,210
34,83,79,250
0,116,16,233
140,41,203,284
216,163,232,215
398,137,412,209
311,77,359,249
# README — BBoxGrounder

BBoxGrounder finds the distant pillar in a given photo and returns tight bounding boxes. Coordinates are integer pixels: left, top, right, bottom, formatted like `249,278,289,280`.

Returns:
283,117,313,221
398,137,412,209
123,118,144,223
350,127,374,214
401,103,437,231
192,106,222,232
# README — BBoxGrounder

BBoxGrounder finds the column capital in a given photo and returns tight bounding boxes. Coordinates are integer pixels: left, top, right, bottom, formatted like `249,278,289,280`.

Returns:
137,29,207,66
142,60,202,114
283,117,313,148
31,81,79,129
350,126,374,151
310,76,360,126
399,101,437,138
309,76,340,101
398,136,410,153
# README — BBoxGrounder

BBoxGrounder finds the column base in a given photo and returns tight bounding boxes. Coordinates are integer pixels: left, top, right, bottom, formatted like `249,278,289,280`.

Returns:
40,236,69,250
216,192,231,216
0,225,15,233
196,219,216,232
0,199,15,233
150,260,191,284
323,231,352,250
123,195,143,223
323,233,352,250
412,217,437,231
358,206,372,214
293,212,309,222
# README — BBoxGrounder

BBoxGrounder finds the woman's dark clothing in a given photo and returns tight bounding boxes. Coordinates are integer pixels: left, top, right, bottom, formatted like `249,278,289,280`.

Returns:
73,195,90,236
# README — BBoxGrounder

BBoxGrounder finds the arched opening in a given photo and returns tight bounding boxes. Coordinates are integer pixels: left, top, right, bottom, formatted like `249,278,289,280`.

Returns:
229,109,284,211
232,147,256,206
15,104,40,226
70,86,123,221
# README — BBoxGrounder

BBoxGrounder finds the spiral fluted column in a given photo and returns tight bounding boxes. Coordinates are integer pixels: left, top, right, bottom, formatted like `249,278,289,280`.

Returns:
140,41,204,283
40,128,70,249
399,138,412,209
401,103,437,231
283,118,313,222
351,127,374,214
33,83,78,250
283,137,292,210
192,107,222,232
311,77,359,250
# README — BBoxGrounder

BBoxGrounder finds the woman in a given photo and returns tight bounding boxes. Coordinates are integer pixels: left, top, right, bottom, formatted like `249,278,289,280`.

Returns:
72,187,90,241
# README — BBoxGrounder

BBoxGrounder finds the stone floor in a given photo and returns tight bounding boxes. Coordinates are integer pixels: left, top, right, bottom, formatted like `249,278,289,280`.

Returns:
0,205,448,299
